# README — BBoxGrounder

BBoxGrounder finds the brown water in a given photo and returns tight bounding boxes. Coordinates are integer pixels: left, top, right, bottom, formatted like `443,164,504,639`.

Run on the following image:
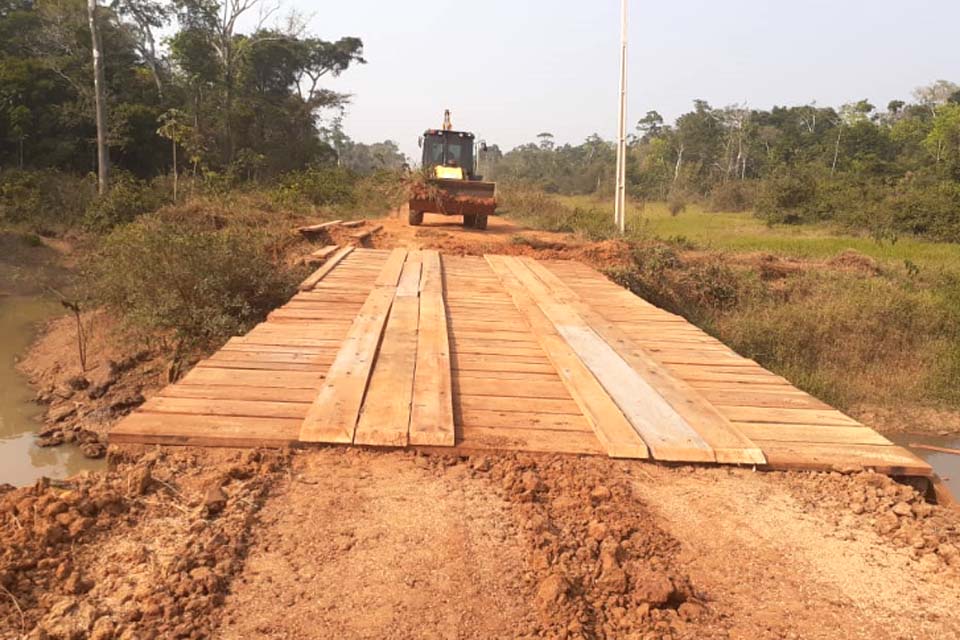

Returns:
0,295,106,486
890,432,960,495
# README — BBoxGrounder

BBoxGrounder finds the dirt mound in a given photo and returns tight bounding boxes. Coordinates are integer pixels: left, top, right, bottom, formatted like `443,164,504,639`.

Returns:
0,448,287,638
782,470,960,573
827,249,882,275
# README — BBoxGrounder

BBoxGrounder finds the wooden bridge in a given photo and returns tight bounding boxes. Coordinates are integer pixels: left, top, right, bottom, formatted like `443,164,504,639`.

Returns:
110,247,931,478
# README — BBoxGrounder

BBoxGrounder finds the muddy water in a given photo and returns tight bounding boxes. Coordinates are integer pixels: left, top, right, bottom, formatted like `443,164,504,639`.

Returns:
890,433,960,495
0,295,105,486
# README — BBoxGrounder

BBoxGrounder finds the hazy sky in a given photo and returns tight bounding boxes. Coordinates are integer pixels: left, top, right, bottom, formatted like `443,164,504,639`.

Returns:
279,0,958,159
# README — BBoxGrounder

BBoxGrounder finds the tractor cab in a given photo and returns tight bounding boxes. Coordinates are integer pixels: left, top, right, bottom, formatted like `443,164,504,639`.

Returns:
420,129,477,180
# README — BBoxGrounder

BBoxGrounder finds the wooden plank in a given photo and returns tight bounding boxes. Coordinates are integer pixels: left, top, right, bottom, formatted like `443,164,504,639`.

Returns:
735,422,892,446
196,359,325,372
409,251,455,446
485,255,647,459
208,350,328,365
498,256,712,462
341,219,365,228
298,246,354,291
297,219,342,233
456,395,581,415
458,425,605,456
760,442,932,476
452,377,570,399
311,245,339,259
375,248,409,287
110,413,300,448
396,251,423,298
159,384,317,403
909,443,960,456
299,286,396,444
720,406,860,426
458,409,591,432
179,367,322,389
352,224,383,242
354,296,419,447
141,396,308,420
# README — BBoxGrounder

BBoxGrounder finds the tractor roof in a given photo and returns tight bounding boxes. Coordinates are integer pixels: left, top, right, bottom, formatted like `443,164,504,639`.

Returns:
423,129,475,138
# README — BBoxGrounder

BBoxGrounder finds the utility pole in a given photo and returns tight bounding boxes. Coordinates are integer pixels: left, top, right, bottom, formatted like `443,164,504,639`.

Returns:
614,0,628,233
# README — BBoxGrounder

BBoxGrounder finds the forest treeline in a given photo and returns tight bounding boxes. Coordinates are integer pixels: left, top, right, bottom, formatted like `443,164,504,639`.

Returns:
488,81,960,242
0,0,404,179
2,0,959,243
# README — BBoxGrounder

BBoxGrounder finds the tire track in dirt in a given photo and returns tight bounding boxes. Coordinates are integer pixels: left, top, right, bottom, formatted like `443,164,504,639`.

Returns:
217,449,532,639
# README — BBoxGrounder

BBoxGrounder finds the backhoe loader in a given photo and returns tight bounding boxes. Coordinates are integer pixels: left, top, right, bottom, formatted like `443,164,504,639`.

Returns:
408,110,497,230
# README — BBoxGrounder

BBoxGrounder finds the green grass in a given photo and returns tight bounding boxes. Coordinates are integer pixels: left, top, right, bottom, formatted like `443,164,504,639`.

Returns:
558,195,960,275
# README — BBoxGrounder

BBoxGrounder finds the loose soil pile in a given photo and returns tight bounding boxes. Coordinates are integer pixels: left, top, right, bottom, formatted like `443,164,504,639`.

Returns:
0,448,287,639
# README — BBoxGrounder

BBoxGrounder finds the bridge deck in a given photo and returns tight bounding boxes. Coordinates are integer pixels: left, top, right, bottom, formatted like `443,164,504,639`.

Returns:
110,248,931,477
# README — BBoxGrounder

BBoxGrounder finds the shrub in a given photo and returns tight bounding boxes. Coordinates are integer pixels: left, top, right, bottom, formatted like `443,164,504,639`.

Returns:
0,169,94,233
720,273,955,406
887,179,960,242
708,180,756,212
83,172,168,232
354,169,408,214
273,166,357,208
499,183,645,241
89,213,298,349
666,190,688,216
754,170,817,224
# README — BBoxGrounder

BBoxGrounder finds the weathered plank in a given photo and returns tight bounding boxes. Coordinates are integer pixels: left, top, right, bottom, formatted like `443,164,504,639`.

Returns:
297,219,342,233
141,396,308,420
354,296,420,447
486,255,648,459
110,413,300,448
375,248,409,287
409,251,455,446
760,442,932,476
299,283,397,444
298,246,354,291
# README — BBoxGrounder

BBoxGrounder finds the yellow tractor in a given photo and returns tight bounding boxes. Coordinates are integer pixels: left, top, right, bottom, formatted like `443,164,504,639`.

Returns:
408,110,497,230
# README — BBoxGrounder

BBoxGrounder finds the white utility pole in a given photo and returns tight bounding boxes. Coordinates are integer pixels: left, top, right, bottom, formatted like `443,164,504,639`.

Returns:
614,0,628,233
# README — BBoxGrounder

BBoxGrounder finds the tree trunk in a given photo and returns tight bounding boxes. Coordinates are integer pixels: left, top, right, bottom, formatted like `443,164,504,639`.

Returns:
673,144,684,182
831,128,842,176
172,139,178,202
87,0,109,195
18,138,24,169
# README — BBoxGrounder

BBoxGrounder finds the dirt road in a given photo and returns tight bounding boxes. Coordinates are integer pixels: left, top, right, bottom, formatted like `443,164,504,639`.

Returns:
3,212,960,639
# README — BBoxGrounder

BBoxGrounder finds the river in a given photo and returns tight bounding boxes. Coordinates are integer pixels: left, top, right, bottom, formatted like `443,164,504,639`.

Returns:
0,295,106,486
890,432,960,496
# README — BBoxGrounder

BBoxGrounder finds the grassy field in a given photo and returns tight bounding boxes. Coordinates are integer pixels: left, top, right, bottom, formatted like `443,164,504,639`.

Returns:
559,195,960,274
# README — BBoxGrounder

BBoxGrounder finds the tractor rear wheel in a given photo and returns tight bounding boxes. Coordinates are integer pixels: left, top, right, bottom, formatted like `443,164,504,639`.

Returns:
462,214,476,228
473,214,488,230
408,210,424,226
